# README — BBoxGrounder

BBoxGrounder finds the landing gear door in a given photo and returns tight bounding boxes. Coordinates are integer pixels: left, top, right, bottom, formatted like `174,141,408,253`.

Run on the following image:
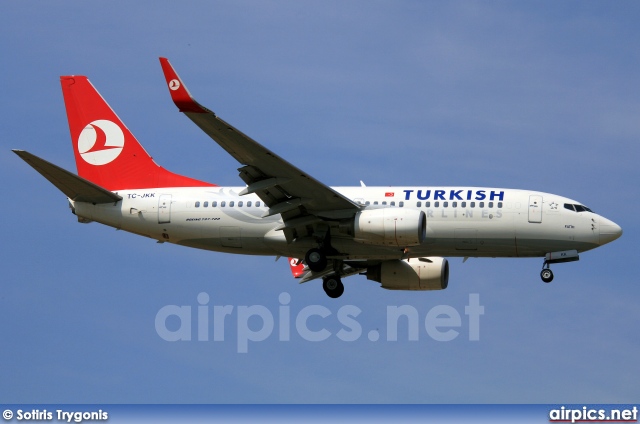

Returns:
528,195,542,223
158,194,172,224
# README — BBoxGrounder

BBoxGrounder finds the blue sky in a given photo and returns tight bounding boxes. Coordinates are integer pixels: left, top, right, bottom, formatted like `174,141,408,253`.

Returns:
1,1,638,403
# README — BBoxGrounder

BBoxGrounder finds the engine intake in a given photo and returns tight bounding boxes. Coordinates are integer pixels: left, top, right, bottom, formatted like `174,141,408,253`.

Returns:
367,258,449,291
351,209,426,247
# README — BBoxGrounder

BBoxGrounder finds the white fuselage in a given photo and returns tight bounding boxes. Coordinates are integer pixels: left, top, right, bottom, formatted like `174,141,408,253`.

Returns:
72,186,619,260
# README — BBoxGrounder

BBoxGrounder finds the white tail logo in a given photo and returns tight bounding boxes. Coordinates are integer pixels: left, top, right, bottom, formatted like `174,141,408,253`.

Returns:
77,120,125,165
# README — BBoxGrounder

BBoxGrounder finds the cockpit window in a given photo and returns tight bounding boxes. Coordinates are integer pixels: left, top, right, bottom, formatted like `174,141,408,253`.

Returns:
565,203,594,213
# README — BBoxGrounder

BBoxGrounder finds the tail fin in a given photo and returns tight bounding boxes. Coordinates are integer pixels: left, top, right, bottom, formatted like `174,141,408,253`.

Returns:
61,76,214,191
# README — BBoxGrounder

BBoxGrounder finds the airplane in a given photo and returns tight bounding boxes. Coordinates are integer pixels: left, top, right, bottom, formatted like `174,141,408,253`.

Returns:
13,58,622,298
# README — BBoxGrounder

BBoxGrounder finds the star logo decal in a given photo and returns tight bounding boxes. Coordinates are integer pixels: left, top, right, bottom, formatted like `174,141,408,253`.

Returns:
549,202,558,210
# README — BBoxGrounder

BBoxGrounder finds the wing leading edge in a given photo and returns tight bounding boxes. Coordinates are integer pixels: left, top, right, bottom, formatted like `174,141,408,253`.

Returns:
159,57,361,242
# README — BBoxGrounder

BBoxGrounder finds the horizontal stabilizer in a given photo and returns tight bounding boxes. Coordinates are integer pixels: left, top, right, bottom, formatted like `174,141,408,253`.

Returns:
13,150,122,204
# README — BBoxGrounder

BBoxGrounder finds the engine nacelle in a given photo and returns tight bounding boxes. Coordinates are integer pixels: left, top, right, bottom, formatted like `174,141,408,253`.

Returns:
352,208,426,247
367,258,449,291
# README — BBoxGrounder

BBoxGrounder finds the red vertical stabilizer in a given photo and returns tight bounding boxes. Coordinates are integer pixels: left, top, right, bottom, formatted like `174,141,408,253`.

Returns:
61,76,215,191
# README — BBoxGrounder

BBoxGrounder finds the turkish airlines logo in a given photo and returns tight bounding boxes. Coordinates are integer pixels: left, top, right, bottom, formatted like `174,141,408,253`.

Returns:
77,120,125,165
169,79,180,91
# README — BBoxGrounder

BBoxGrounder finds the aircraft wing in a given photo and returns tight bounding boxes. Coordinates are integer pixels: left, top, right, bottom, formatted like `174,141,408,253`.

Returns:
294,260,368,284
159,58,361,236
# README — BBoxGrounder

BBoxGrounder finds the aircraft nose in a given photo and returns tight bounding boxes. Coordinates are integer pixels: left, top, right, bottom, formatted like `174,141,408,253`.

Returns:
599,217,622,245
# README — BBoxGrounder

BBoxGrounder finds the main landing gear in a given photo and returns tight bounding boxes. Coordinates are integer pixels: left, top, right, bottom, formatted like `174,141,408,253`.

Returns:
323,275,344,298
305,247,327,272
304,245,344,298
304,233,344,297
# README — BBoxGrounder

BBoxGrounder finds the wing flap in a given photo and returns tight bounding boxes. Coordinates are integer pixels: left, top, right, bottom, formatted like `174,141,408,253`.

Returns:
13,150,122,204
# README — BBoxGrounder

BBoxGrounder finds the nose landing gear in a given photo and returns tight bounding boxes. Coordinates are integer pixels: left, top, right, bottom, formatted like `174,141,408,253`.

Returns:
540,249,580,283
540,266,554,283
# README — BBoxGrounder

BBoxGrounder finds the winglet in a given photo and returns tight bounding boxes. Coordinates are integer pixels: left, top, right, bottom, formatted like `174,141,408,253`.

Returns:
159,57,210,114
288,257,306,278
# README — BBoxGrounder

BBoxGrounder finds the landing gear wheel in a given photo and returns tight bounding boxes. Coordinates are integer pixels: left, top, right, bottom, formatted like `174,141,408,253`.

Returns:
305,248,327,272
540,268,554,283
323,276,344,298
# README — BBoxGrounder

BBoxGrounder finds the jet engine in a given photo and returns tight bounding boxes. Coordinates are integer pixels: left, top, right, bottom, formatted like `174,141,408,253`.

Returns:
366,257,449,290
350,209,426,247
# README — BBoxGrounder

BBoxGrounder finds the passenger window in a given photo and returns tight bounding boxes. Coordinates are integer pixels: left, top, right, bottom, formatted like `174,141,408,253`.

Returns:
390,201,395,206
203,201,209,208
256,201,261,207
195,201,200,208
229,201,235,207
365,201,370,206
221,201,226,207
425,201,431,208
434,201,440,208
498,202,503,208
479,202,485,208
238,201,243,207
488,202,493,208
247,201,252,207
374,201,378,205
399,201,404,207
212,201,217,207
443,201,448,208
417,201,422,207
452,202,457,208
382,201,387,205
470,202,475,208
461,202,466,208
